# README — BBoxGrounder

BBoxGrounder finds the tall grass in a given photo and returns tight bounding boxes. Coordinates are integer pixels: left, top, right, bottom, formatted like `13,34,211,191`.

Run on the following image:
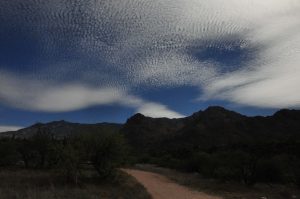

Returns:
0,169,151,199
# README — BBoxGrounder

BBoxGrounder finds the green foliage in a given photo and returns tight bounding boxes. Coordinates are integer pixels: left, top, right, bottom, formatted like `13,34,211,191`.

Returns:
0,139,19,167
50,132,128,182
0,126,129,185
30,129,53,168
15,129,54,168
287,155,300,186
256,157,284,183
155,154,183,169
213,151,258,185
181,151,258,185
151,148,298,186
185,152,217,176
56,142,84,184
88,133,127,178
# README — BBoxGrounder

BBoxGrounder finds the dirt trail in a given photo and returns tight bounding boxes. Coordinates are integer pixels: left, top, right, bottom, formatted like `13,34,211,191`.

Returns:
123,169,222,199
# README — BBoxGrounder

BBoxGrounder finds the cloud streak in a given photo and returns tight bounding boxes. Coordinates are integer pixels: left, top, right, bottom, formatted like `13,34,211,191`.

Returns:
0,0,299,112
0,72,184,118
202,7,300,108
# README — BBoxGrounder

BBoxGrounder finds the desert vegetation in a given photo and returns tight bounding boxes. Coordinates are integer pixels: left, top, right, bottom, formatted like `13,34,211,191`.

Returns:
1,107,300,199
142,144,300,186
134,164,300,199
0,169,151,199
0,129,150,199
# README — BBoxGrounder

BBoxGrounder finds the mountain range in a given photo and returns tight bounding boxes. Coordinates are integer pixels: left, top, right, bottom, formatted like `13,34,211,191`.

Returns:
0,120,121,139
122,106,300,155
1,106,300,152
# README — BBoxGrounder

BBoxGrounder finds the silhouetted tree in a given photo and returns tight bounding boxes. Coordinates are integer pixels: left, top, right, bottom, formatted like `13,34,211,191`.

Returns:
89,133,127,178
0,138,19,167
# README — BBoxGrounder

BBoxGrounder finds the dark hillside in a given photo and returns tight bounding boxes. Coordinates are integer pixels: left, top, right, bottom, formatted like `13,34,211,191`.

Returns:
0,121,121,139
121,106,300,185
122,106,300,152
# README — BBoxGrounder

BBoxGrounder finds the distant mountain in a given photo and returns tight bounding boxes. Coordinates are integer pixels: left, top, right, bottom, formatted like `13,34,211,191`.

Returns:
1,106,300,151
0,120,122,139
121,106,300,154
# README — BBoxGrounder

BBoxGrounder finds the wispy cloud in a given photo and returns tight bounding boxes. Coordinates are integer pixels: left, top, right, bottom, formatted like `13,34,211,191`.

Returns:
202,8,300,108
0,72,184,118
136,103,184,118
0,0,299,110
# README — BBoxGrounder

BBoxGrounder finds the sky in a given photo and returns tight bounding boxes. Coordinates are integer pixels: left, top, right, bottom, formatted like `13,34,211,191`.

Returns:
0,0,300,132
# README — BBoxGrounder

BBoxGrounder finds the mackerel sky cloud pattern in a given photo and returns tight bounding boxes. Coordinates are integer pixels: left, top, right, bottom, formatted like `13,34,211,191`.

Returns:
0,0,299,129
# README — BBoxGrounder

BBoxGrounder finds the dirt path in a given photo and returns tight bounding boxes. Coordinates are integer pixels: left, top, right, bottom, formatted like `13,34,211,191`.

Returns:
123,169,222,199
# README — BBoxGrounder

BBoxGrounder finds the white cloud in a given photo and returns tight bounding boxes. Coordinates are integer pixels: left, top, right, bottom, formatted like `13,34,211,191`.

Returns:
202,8,300,108
118,95,185,118
136,103,184,118
0,72,184,118
0,0,300,109
203,68,300,108
0,125,23,133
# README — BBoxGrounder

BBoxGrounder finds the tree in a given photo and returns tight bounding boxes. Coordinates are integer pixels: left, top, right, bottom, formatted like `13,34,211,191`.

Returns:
30,128,53,168
56,140,84,185
17,139,36,168
89,133,127,179
0,139,19,167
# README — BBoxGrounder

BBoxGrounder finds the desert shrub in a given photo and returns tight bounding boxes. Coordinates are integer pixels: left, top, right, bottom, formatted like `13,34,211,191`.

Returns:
46,142,63,168
184,152,215,176
212,151,258,185
30,129,54,168
294,165,300,187
16,129,54,168
17,139,40,168
183,150,259,185
56,141,84,184
89,133,127,179
256,157,284,183
288,156,300,186
155,154,183,169
0,139,19,167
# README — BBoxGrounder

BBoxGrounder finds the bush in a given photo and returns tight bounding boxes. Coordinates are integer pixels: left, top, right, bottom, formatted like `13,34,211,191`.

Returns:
183,151,259,185
0,139,19,167
56,142,84,184
288,156,300,186
16,129,54,168
256,158,284,183
30,129,53,168
213,151,259,185
184,152,215,176
89,133,127,179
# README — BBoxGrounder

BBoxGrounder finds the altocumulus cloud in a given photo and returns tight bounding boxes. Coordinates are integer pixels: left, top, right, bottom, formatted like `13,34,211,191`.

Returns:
0,0,299,117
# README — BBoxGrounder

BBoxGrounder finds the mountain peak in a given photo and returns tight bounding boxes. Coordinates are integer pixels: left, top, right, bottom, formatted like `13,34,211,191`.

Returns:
204,106,242,115
204,106,227,112
49,120,70,124
195,106,245,122
273,109,300,120
131,113,146,119
126,113,146,123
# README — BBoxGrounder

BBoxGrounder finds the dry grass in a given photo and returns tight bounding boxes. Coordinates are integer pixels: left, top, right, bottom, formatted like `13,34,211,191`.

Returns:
133,164,300,199
0,168,151,199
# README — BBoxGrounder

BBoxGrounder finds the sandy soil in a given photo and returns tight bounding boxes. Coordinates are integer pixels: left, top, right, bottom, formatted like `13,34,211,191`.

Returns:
123,169,222,199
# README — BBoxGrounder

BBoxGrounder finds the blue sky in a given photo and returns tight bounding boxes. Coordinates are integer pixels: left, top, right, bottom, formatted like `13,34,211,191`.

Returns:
0,0,299,131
